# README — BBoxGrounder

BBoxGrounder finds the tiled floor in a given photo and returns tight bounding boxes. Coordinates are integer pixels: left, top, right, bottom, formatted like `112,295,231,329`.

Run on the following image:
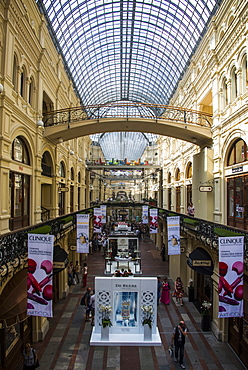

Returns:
28,239,246,370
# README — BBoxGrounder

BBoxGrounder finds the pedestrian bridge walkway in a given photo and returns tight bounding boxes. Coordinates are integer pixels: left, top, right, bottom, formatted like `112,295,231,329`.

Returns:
43,103,213,147
22,239,245,370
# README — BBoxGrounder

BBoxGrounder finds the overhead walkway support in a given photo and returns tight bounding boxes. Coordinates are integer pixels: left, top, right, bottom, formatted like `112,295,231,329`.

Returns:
43,103,213,147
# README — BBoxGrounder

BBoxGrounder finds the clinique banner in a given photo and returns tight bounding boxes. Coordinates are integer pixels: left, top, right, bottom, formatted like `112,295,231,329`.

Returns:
167,216,180,255
218,236,244,318
27,234,54,318
77,214,89,253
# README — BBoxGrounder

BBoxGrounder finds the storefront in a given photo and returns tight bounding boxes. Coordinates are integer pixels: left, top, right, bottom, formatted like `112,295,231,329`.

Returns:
0,269,32,370
187,247,214,313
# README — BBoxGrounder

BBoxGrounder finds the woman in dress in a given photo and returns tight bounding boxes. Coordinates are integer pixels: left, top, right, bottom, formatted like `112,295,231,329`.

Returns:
82,263,88,287
174,276,184,306
160,277,171,304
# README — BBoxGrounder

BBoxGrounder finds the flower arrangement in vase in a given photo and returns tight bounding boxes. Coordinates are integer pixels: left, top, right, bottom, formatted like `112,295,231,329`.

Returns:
188,278,194,288
99,304,112,328
200,300,212,316
141,305,153,328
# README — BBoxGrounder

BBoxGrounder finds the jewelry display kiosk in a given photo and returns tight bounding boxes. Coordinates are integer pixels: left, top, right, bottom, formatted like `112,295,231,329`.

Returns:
104,231,141,274
90,277,161,346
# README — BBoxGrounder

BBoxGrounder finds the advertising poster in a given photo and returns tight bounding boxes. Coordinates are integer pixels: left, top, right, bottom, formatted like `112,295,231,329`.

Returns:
218,236,244,318
167,216,180,255
77,214,89,253
142,206,149,224
150,208,158,234
101,205,107,224
27,234,54,318
113,291,138,327
94,208,102,233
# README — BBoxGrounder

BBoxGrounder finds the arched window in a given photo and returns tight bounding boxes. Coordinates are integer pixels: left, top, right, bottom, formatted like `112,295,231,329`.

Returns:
227,139,248,166
29,76,34,106
12,54,18,91
222,77,228,108
41,151,52,177
242,55,248,93
59,161,65,178
218,30,225,43
11,136,30,164
20,66,27,99
78,172,81,183
70,167,74,181
168,172,171,183
186,162,192,179
231,67,237,101
175,168,180,181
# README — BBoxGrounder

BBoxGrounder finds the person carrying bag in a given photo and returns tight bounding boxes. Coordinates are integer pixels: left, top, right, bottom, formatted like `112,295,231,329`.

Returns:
23,343,39,369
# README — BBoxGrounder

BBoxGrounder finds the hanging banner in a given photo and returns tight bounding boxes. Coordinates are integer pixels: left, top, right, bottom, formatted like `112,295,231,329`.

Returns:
77,214,89,253
218,236,244,318
167,216,180,255
94,207,102,233
101,205,107,224
27,234,54,318
149,208,158,234
142,206,149,224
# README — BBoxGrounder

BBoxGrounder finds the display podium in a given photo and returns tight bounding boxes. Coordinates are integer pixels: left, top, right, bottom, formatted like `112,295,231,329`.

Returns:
90,277,161,346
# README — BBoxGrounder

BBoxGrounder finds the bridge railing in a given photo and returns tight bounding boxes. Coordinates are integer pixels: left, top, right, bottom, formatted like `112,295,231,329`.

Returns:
43,102,212,128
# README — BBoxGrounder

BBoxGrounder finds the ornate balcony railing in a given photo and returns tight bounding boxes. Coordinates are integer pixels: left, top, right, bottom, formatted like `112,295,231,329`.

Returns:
43,102,212,128
1,202,247,279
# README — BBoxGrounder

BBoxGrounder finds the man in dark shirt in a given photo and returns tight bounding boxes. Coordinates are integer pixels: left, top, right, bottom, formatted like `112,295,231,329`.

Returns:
171,320,187,369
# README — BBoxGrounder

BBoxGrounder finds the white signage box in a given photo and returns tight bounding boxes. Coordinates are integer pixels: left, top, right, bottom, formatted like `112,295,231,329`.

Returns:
90,277,161,346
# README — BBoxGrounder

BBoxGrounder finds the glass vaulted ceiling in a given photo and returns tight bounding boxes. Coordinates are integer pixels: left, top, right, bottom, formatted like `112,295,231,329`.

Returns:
37,0,221,160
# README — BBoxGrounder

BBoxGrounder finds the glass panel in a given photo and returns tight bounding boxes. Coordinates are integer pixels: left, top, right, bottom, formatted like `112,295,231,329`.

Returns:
13,138,23,162
37,0,221,157
14,174,22,217
227,146,235,166
236,139,245,164
23,175,29,215
59,162,65,177
235,177,243,218
228,188,234,217
6,323,20,356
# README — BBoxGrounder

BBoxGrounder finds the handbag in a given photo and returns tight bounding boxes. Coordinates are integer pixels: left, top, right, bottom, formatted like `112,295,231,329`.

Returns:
32,349,40,368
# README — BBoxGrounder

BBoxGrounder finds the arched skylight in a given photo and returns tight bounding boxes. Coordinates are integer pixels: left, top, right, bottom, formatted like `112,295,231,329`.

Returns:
36,0,221,159
37,0,221,108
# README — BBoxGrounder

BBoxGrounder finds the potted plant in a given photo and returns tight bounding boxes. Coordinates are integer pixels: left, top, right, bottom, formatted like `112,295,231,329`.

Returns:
200,300,212,331
99,304,112,340
141,305,153,340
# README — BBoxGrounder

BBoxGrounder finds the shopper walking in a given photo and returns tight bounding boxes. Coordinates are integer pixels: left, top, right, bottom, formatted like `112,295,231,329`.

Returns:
90,289,95,326
83,287,92,321
74,261,80,284
23,343,39,370
174,276,184,306
171,320,187,369
82,262,88,287
187,202,195,216
160,277,170,304
157,276,162,305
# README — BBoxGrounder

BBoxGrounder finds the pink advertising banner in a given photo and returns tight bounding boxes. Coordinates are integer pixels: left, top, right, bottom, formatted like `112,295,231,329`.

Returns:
149,208,158,233
218,236,244,318
94,208,103,233
27,234,54,318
